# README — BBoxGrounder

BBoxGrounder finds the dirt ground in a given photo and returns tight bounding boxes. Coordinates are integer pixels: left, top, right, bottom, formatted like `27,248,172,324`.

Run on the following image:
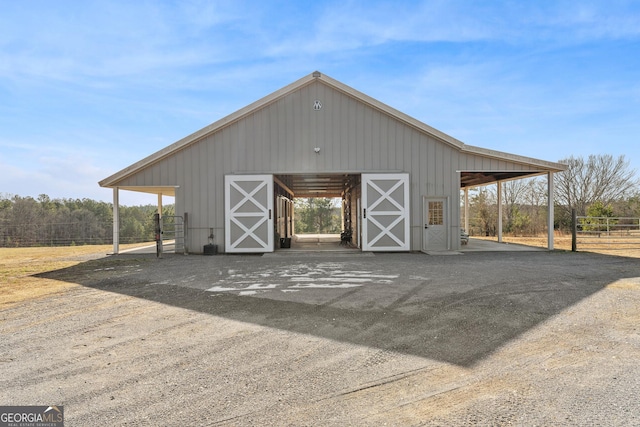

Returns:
1,246,639,425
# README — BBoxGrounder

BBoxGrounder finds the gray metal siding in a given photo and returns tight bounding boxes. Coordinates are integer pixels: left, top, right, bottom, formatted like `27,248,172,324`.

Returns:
114,80,543,252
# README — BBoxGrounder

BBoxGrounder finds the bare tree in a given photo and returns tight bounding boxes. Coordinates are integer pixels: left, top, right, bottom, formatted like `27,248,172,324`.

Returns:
469,187,497,236
555,154,638,218
501,179,529,233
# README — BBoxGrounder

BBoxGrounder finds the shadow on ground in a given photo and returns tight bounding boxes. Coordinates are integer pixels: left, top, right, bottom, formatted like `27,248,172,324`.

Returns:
35,250,640,367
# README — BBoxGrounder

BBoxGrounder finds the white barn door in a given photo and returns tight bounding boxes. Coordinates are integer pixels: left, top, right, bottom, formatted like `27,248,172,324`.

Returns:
225,175,274,253
361,173,410,251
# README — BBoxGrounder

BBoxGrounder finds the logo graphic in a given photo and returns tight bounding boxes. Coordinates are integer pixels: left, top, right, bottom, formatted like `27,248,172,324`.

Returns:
313,100,322,110
0,406,64,427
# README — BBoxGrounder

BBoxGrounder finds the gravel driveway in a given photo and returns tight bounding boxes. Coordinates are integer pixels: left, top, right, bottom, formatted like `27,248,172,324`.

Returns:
1,250,639,425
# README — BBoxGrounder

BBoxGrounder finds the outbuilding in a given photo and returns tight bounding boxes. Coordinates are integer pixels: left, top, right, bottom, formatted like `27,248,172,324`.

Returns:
99,71,565,254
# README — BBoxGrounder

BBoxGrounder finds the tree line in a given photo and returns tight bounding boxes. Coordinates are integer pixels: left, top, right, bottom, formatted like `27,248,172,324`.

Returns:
467,154,640,236
0,193,173,247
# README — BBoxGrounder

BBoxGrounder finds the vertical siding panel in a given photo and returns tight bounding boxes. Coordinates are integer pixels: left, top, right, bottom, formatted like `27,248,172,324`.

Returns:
387,119,396,170
445,146,452,193
268,101,276,171
301,85,312,170
249,113,259,172
167,155,176,184
236,117,246,171
333,91,342,170
410,130,420,240
459,152,468,171
152,160,160,187
299,87,309,169
206,137,216,236
319,85,328,170
291,89,301,169
222,126,231,175
298,86,306,169
142,168,151,186
356,102,365,170
284,97,291,172
276,98,285,171
198,140,208,232
374,113,382,170
436,141,444,194
398,121,408,172
253,111,261,172
175,149,186,245
340,92,350,170
364,108,374,170
290,90,298,171
325,87,335,169
329,86,341,172
426,137,434,195
347,96,357,170
229,126,237,173
216,131,227,245
411,130,420,192
255,111,264,172
378,113,387,170
176,150,184,196
190,145,200,229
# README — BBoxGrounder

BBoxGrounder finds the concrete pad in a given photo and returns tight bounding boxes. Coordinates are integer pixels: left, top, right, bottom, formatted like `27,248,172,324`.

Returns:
461,238,546,252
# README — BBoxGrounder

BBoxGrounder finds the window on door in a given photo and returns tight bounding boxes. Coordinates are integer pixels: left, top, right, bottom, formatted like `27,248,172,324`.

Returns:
429,201,444,225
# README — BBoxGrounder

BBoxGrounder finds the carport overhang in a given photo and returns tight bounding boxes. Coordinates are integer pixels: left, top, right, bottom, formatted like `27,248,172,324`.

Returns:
104,185,178,254
459,169,562,251
460,170,546,188
455,144,567,252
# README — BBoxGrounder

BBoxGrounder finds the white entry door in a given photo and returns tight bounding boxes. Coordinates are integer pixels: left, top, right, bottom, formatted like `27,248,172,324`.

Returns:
361,173,410,251
225,175,273,253
422,197,448,252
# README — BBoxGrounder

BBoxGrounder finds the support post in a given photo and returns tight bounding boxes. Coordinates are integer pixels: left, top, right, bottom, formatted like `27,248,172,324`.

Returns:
158,193,163,219
571,208,577,252
464,187,469,233
112,188,120,254
547,171,555,250
497,181,503,243
154,213,163,258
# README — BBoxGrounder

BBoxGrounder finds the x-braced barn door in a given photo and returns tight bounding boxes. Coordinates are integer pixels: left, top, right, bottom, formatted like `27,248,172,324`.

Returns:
362,173,410,251
225,175,274,253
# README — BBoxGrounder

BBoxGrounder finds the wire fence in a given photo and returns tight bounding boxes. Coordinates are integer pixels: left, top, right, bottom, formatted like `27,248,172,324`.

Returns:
574,216,640,251
0,221,153,247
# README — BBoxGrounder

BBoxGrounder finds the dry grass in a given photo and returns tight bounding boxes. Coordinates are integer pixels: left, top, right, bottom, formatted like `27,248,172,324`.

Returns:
0,243,152,308
473,234,640,258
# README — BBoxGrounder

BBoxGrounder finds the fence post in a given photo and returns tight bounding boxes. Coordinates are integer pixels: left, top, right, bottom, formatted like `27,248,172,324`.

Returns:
154,213,163,258
571,209,577,252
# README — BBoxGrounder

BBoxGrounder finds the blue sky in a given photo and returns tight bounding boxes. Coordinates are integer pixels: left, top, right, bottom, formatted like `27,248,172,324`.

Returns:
1,0,639,205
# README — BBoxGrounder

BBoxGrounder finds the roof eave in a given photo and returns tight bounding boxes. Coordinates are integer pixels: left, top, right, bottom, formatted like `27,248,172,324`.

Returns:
462,144,567,172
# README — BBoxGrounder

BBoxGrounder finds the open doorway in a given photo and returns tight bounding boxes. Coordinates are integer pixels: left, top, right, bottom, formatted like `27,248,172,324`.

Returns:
292,197,343,249
274,174,361,251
